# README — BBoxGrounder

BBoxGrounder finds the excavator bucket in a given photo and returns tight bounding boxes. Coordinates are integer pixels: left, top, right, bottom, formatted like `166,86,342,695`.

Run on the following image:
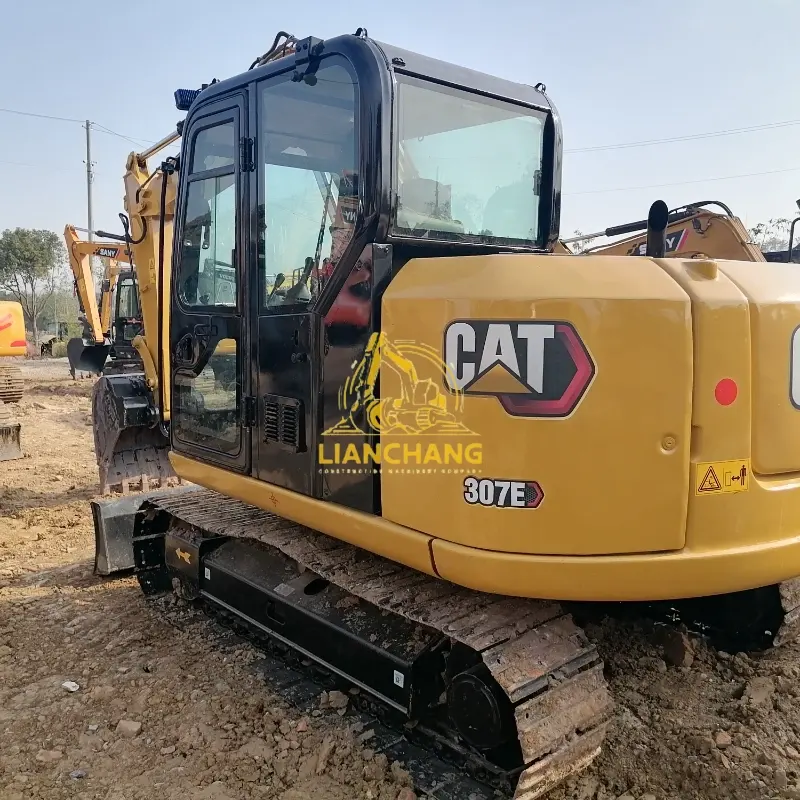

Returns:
0,401,22,461
91,373,181,495
67,337,111,376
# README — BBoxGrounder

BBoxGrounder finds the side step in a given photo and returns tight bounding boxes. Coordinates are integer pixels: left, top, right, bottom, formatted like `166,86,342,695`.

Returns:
132,489,614,800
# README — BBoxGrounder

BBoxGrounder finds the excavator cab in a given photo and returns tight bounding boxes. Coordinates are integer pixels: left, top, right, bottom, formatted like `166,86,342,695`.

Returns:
105,270,144,372
168,32,560,500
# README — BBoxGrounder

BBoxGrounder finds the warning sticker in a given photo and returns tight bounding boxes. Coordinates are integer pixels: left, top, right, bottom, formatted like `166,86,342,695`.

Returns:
694,459,750,496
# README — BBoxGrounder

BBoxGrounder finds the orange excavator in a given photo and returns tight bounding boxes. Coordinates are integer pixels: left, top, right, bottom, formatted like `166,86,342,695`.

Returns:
0,300,26,460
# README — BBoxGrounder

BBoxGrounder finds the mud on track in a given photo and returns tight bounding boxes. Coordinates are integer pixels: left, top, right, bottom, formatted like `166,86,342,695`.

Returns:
4,361,800,800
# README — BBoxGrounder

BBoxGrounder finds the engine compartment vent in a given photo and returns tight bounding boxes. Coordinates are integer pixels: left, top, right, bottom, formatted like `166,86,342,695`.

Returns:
263,394,304,452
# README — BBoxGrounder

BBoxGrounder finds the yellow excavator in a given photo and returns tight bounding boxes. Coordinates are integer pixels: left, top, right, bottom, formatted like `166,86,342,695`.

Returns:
64,225,136,376
88,29,800,799
560,199,800,262
0,300,26,460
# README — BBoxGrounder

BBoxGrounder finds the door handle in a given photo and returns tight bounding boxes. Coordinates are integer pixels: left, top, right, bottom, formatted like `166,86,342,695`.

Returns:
174,333,197,368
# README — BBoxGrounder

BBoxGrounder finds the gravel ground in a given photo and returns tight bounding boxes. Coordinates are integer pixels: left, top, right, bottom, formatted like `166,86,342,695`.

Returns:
4,362,800,800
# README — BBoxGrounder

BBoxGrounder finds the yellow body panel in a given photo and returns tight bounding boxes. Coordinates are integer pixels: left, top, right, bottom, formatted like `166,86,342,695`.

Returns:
0,301,26,357
380,254,693,556
715,259,800,475
169,251,800,602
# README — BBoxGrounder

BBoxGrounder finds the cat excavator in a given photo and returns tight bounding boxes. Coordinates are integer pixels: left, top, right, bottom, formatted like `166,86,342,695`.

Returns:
88,30,800,799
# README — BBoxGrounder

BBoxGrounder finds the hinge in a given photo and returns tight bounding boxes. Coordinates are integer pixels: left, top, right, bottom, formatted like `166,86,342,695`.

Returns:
239,137,255,172
243,395,257,427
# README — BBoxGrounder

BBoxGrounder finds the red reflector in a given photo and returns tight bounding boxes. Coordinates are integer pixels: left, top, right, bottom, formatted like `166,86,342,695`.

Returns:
10,340,26,348
715,378,738,406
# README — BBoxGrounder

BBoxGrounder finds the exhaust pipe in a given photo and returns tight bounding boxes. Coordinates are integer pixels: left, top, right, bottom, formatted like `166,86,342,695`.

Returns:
645,200,670,258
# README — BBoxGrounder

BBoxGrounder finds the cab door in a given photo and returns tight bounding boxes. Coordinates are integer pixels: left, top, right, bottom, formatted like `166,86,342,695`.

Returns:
252,57,360,496
169,95,250,473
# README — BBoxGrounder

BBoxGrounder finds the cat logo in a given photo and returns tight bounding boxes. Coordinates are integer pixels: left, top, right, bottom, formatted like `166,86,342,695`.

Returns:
94,246,120,259
443,319,595,418
175,548,191,564
627,228,688,256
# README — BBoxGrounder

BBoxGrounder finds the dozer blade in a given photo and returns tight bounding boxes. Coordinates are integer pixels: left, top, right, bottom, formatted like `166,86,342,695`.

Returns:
91,373,182,495
0,363,24,404
91,486,197,575
0,400,22,461
67,337,111,376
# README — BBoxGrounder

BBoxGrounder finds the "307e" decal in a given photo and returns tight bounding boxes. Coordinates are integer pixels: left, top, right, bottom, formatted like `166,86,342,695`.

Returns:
463,476,544,508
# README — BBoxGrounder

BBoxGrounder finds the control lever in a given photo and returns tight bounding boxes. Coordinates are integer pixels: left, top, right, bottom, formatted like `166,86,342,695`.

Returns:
284,257,314,302
267,273,286,306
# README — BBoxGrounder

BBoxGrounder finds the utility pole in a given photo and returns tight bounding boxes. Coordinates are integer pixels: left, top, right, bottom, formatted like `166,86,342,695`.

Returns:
85,120,94,242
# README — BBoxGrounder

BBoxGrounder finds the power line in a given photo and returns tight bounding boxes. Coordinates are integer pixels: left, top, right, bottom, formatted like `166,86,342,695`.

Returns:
565,164,800,196
0,107,156,149
0,107,83,124
91,123,155,148
565,119,800,154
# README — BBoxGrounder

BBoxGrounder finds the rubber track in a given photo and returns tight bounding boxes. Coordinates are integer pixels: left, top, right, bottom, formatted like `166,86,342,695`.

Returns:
147,488,614,799
0,364,24,404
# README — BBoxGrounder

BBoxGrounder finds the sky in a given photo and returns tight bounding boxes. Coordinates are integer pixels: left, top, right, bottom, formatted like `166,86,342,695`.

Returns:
1,0,798,244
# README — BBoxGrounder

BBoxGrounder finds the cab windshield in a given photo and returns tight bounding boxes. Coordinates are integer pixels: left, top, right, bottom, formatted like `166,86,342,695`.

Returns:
393,74,547,247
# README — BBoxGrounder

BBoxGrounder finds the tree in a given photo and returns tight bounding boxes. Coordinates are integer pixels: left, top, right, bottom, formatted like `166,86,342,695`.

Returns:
749,218,791,253
569,229,597,254
0,228,67,348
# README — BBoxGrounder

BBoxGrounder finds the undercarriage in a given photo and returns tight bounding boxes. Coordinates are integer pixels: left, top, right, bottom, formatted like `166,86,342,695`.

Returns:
131,487,614,799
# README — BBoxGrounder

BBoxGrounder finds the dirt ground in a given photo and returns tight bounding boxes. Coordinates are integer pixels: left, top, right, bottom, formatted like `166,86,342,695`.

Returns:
4,360,800,800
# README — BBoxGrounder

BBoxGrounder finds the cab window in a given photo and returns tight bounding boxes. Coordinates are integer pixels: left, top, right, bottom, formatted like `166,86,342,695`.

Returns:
257,58,358,311
178,121,238,308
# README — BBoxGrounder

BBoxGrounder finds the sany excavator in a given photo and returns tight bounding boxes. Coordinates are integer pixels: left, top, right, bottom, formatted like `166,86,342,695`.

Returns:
0,300,26,460
64,225,139,377
561,199,800,262
86,30,800,799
